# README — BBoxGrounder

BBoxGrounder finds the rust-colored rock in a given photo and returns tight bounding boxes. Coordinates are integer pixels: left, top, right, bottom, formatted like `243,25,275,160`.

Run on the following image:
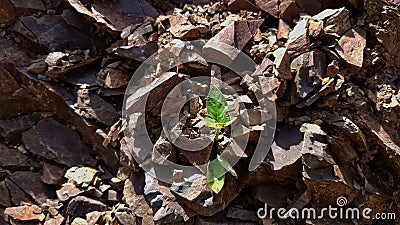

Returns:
4,205,45,222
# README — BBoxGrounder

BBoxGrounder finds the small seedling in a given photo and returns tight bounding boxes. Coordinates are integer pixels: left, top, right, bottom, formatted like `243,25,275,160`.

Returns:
204,86,237,193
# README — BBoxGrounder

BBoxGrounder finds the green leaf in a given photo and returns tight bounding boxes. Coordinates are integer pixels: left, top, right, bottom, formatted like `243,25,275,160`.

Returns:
217,154,237,177
206,161,226,194
207,86,227,123
203,117,217,127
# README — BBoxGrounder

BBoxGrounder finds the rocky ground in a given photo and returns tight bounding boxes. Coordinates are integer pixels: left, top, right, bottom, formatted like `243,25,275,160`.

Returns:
0,0,400,224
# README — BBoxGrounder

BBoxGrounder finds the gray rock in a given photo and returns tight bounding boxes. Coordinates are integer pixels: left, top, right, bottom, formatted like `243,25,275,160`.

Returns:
67,196,106,218
9,171,56,204
22,117,95,167
77,89,119,126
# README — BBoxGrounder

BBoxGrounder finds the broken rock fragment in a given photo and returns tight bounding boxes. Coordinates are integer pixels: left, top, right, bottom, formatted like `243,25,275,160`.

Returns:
77,89,119,126
256,0,278,18
169,14,199,39
9,171,56,204
14,15,93,51
227,0,260,12
287,19,310,57
104,69,129,89
44,214,64,225
312,7,351,36
67,196,106,218
65,167,99,187
335,27,366,67
68,0,159,32
0,181,11,207
27,61,47,74
4,205,45,222
270,125,303,171
0,144,29,168
22,117,95,167
0,0,15,27
291,50,326,98
300,124,334,170
204,19,264,63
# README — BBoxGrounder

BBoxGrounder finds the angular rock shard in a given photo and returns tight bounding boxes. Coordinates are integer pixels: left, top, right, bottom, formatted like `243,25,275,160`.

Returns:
335,27,366,67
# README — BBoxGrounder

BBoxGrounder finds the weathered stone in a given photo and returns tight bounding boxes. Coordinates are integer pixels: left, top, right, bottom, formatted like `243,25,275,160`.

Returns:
4,205,45,222
279,0,322,23
300,124,335,170
10,0,46,12
76,89,119,126
335,27,366,67
169,14,199,39
56,183,84,202
171,173,242,217
67,196,106,218
68,0,159,32
366,0,400,67
112,42,158,62
277,19,291,40
270,126,303,170
291,50,326,98
287,19,310,57
45,56,99,78
227,0,260,12
126,72,188,115
326,60,339,77
115,212,137,225
71,218,88,225
256,0,278,17
204,20,264,63
123,173,152,218
15,15,93,51
85,211,101,225
279,0,303,22
0,65,19,94
252,184,291,208
27,61,47,74
0,0,15,26
358,112,400,170
41,162,66,185
272,48,291,79
178,139,213,166
22,117,95,167
4,179,32,205
0,181,11,207
152,137,177,164
312,7,351,36
226,207,258,221
65,167,99,187
44,214,64,225
45,52,67,67
104,69,129,89
0,144,29,168
9,171,55,204
0,114,41,143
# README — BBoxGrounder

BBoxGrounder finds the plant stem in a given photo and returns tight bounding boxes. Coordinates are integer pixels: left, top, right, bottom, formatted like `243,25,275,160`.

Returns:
215,128,220,142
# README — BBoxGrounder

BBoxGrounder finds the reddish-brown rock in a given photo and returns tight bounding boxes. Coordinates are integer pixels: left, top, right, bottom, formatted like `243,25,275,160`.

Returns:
336,27,366,67
0,0,15,27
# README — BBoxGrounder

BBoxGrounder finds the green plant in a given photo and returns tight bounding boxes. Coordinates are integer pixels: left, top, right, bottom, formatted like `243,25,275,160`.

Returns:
204,86,237,193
